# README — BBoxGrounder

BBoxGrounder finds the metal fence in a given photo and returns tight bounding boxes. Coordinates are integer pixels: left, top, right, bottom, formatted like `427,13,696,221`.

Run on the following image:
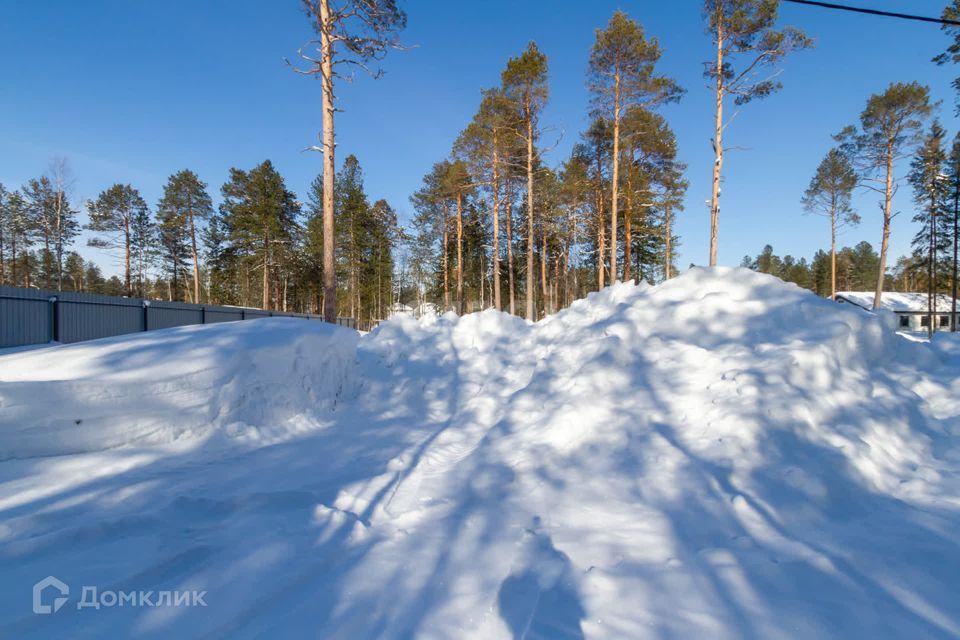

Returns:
0,285,356,349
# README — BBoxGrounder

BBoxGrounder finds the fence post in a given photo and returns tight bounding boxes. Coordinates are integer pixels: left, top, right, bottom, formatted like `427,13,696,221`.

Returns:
241,309,246,321
142,300,150,331
201,306,206,324
48,296,59,343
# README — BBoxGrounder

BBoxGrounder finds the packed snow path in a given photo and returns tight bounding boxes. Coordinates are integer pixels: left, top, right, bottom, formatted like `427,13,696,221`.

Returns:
1,268,959,639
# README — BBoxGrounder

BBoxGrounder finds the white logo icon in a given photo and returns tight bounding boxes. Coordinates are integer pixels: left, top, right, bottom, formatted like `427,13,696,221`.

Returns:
33,576,69,614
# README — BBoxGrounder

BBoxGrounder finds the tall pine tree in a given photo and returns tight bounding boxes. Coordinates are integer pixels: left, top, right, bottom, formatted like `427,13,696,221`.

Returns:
802,148,859,300
836,82,932,309
589,10,682,282
704,0,811,266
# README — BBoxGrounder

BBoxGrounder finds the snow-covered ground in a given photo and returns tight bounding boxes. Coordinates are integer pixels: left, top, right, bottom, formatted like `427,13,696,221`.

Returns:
1,268,959,639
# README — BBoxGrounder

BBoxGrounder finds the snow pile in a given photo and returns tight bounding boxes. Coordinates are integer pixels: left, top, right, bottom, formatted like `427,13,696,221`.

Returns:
0,318,358,460
1,268,959,639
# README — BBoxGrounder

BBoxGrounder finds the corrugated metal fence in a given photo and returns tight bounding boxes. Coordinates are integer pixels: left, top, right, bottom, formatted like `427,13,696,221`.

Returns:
0,285,356,348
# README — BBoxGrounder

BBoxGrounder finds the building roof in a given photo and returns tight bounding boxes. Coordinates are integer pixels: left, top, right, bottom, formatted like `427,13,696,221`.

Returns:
837,292,958,313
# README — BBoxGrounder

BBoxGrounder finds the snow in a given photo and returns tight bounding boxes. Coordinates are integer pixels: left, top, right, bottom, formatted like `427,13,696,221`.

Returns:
1,267,959,638
0,319,357,460
838,291,959,314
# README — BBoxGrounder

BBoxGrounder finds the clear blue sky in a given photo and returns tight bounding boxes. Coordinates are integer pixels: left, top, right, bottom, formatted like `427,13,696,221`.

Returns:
0,0,956,274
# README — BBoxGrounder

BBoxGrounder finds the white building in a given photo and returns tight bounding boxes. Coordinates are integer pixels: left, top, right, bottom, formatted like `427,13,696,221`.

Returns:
387,302,414,318
836,292,959,333
413,302,440,319
385,302,440,321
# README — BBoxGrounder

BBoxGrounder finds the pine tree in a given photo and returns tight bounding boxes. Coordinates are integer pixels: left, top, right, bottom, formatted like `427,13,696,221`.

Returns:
203,212,237,305
297,0,406,323
23,177,58,288
63,251,86,291
443,160,475,314
589,10,682,282
909,122,951,336
558,149,592,305
220,160,301,310
619,107,686,282
335,155,372,320
6,191,34,287
47,159,80,291
454,88,516,311
303,174,327,313
836,82,933,309
130,204,156,298
947,132,960,331
659,162,687,281
156,199,192,300
810,249,831,296
802,148,859,300
502,42,549,320
582,118,613,288
412,162,453,310
87,184,150,296
704,0,811,266
366,199,398,322
157,170,213,303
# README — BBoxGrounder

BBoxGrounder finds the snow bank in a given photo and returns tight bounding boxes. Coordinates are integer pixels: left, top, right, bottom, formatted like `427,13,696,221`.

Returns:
1,268,959,639
0,318,357,460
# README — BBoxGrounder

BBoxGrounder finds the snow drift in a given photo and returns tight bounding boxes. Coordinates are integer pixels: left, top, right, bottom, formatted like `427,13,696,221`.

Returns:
1,268,959,639
0,318,358,460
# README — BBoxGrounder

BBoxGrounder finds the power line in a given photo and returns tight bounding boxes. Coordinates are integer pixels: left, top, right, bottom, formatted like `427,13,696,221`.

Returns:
782,0,960,27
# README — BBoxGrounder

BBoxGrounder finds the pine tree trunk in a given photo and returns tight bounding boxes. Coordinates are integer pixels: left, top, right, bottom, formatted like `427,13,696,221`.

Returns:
189,205,201,304
23,248,30,288
623,159,633,282
874,143,894,310
492,140,502,311
505,178,516,315
831,197,837,301
709,19,724,268
456,190,464,314
124,217,131,296
172,254,178,301
263,231,271,310
596,147,606,289
525,103,536,321
540,228,548,316
319,0,337,323
10,232,15,285
953,179,959,332
664,204,672,280
929,187,936,338
54,193,63,291
443,202,450,311
43,230,51,289
610,70,621,281
479,251,484,310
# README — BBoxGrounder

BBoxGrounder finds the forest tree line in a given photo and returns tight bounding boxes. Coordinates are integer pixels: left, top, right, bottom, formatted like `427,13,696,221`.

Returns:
0,158,399,329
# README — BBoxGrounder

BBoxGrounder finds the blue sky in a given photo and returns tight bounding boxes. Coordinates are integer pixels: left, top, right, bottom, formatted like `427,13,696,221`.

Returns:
1,0,957,274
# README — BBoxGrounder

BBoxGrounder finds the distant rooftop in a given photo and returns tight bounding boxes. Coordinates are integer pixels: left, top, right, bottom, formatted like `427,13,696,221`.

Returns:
837,292,958,313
